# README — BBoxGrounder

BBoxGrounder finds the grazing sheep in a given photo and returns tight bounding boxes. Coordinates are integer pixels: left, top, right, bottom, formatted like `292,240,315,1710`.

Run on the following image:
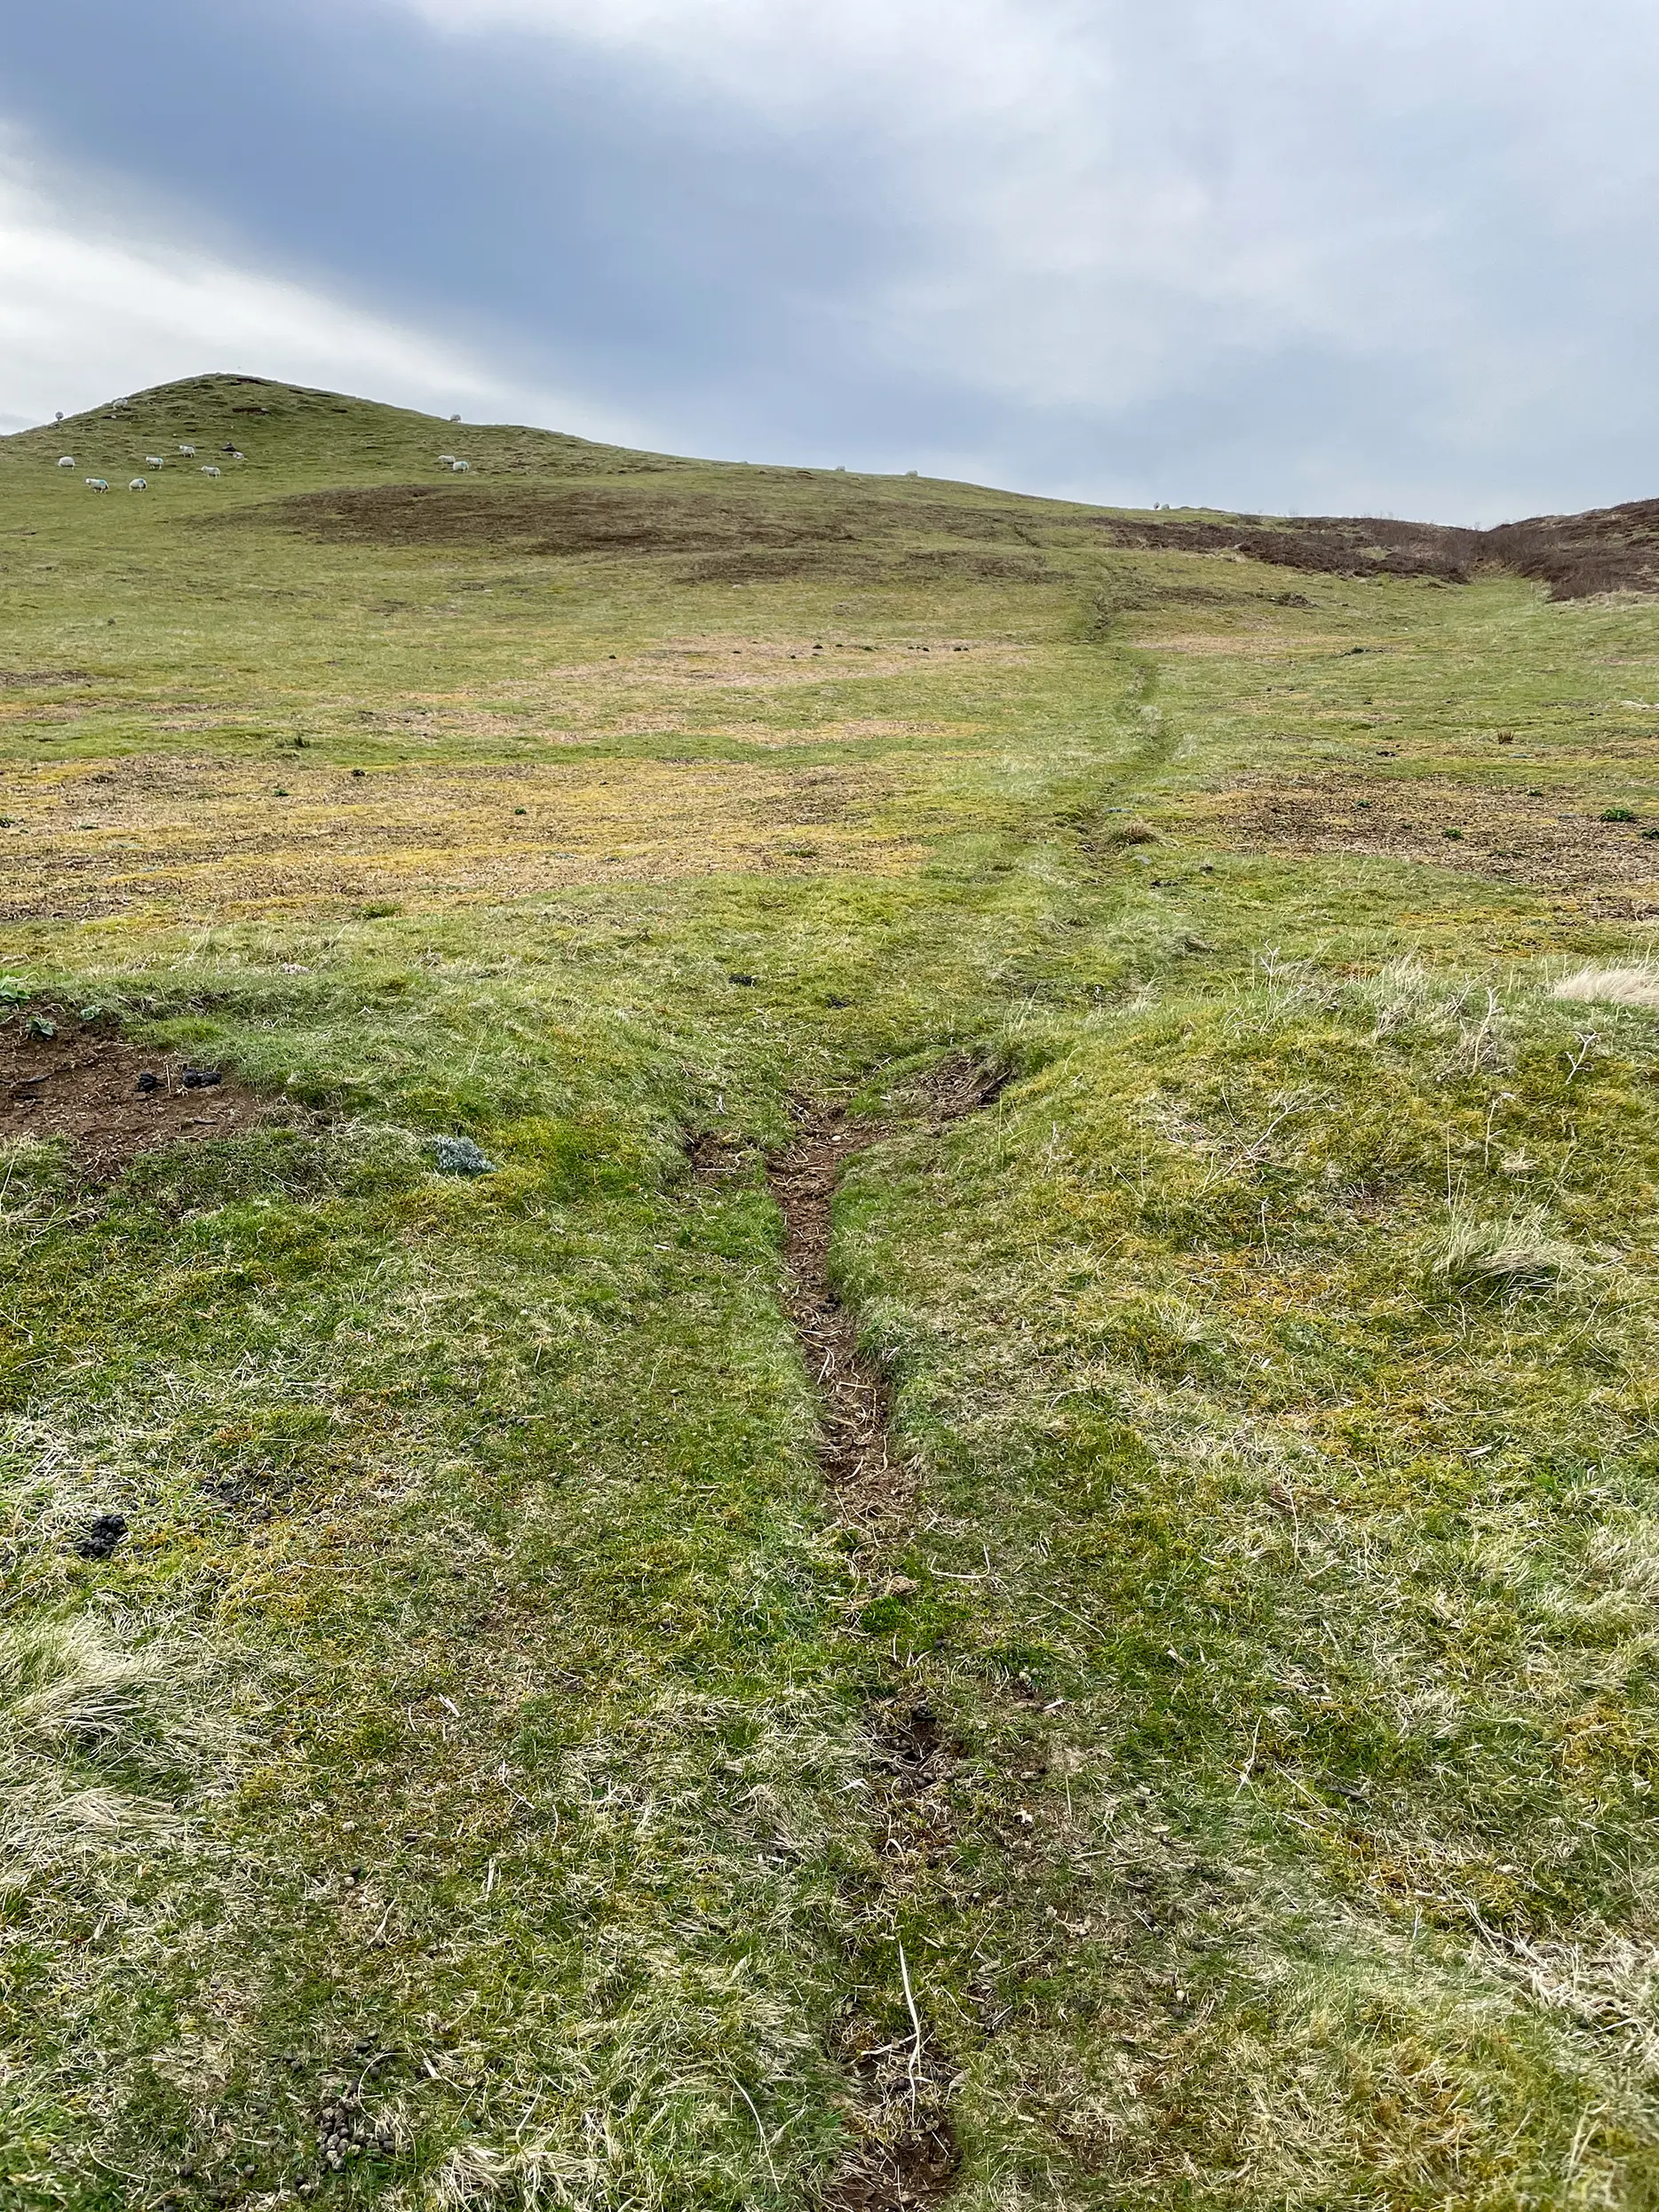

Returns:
201,465,221,479
437,454,456,465
84,479,109,492
178,444,195,457
56,456,74,468
450,458,470,472
146,455,165,468
128,477,147,491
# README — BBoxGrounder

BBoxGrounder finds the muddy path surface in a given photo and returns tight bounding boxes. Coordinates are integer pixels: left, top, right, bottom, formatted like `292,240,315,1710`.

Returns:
766,1109,902,1535
760,1057,1008,2209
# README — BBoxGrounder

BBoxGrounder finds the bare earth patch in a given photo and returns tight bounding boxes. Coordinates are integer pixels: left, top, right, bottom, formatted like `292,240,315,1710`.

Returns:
1208,776,1659,912
1,1014,267,1177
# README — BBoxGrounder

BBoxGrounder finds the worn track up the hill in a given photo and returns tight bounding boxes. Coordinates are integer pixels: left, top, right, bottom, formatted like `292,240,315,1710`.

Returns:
763,1058,1010,2208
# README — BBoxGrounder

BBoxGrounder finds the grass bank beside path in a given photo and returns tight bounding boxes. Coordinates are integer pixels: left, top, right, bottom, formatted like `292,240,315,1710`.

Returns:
1,375,1656,2208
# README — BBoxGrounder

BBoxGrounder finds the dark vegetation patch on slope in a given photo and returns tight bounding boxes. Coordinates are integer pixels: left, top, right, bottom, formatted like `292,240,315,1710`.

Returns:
251,477,1659,602
1095,498,1659,600
676,546,1062,586
241,482,1068,555
1089,510,1485,583
1484,497,1659,601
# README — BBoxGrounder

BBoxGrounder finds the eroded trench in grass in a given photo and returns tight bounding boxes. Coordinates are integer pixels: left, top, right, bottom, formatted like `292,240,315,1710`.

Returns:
750,1056,1011,2209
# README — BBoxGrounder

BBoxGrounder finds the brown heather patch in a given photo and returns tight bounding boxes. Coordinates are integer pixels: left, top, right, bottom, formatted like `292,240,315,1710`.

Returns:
1206,774,1659,908
0,755,925,920
250,481,868,554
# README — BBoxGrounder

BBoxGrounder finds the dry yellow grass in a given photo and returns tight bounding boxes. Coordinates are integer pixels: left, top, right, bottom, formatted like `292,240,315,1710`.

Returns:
0,754,929,919
1553,964,1659,1007
1199,774,1659,907
718,717,974,749
1124,629,1332,657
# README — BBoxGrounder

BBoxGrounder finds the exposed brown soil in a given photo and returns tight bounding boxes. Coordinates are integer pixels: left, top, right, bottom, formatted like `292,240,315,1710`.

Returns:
766,1107,901,1531
910,1049,1012,1125
752,1056,1011,2208
0,1013,267,1177
762,1057,1007,1534
814,1691,966,2211
823,2015,961,2212
1211,776,1659,912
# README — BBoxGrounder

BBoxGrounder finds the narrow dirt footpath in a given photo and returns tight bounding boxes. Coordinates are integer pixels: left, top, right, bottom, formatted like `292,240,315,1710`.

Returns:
766,1109,904,1534
763,1061,1006,2210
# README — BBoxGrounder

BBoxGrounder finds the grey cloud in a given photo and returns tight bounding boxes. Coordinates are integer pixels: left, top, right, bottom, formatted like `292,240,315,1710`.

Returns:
4,0,1659,519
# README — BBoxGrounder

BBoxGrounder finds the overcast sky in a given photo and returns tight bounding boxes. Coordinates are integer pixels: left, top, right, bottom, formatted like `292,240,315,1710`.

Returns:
4,0,1657,522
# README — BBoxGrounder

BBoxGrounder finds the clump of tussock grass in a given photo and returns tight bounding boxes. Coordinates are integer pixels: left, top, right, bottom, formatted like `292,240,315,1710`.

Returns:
0,1619,201,1879
1427,1207,1579,1298
1355,959,1516,1071
1361,955,1450,1038
0,1137,80,1229
1585,1516,1659,1603
1553,964,1659,1010
1450,1906,1659,2075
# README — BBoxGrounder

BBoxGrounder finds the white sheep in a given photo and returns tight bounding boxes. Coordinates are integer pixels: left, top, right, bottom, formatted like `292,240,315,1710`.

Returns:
129,477,147,491
201,465,221,479
146,455,165,468
450,458,471,472
56,455,75,468
436,454,456,466
85,479,109,492
178,443,196,457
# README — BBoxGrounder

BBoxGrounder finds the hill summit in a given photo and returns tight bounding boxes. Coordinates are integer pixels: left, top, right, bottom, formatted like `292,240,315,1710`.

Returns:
9,372,1659,598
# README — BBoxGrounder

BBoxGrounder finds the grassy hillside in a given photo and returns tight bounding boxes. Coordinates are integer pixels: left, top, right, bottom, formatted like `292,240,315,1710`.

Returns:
2,373,1657,2210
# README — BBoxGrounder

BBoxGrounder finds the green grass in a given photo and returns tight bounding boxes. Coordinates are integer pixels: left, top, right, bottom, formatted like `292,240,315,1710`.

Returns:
1,374,1656,2207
